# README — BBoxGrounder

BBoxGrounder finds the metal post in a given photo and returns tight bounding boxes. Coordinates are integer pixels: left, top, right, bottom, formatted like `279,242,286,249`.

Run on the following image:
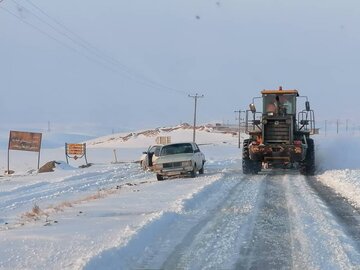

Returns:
65,143,69,164
7,132,11,174
84,143,88,165
188,93,204,143
193,97,197,142
37,133,42,170
37,151,41,170
7,147,10,174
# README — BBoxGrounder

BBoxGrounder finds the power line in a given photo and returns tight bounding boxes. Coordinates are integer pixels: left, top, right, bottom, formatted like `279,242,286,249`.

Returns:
18,0,183,94
24,0,147,74
0,5,121,72
9,0,123,73
1,0,186,95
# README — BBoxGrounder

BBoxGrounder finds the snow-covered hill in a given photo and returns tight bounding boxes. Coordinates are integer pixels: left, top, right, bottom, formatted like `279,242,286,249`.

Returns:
0,123,239,174
86,123,238,148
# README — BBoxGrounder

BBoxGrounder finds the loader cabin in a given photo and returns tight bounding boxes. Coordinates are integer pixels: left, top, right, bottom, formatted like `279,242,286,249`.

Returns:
261,89,299,116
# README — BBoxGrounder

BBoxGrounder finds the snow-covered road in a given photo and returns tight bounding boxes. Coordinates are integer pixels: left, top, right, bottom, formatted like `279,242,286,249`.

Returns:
1,138,360,269
84,172,360,270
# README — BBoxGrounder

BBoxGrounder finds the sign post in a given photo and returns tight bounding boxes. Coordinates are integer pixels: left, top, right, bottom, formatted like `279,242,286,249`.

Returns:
7,131,42,173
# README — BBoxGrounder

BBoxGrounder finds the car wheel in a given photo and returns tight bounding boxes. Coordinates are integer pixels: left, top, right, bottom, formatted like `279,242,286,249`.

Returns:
199,163,204,174
156,174,164,181
190,165,196,178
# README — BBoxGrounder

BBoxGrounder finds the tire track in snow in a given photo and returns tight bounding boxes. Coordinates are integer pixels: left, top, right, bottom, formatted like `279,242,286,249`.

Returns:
85,170,360,270
306,176,360,249
84,172,266,270
162,174,266,270
285,175,360,269
236,175,292,269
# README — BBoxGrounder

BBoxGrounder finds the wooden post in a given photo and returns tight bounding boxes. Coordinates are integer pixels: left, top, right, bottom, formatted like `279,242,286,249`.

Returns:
113,149,118,163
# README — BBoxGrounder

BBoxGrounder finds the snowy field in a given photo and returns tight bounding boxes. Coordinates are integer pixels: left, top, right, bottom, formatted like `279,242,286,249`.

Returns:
0,127,360,269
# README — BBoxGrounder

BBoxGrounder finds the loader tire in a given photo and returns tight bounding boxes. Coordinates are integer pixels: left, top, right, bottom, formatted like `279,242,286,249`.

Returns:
300,138,315,176
242,139,261,175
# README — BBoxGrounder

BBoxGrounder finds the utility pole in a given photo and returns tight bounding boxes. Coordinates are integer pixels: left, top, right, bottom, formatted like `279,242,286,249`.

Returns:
234,110,245,148
346,119,349,133
337,119,339,134
188,93,204,143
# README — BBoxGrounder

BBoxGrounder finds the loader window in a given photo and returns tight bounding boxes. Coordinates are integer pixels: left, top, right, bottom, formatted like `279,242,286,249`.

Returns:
264,95,278,114
280,95,296,114
263,94,296,115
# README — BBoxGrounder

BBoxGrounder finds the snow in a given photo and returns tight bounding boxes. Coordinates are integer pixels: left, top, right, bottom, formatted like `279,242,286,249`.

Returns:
0,126,241,269
0,127,360,269
315,134,360,208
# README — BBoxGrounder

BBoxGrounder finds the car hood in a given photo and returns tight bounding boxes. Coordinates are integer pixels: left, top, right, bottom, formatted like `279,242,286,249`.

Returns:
155,153,194,164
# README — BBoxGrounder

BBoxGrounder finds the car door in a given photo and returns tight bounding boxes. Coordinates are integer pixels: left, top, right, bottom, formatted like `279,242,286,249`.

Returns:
192,143,202,169
147,146,157,167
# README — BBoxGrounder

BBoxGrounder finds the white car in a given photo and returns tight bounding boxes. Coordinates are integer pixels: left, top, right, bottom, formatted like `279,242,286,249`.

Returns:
139,145,162,171
152,142,206,180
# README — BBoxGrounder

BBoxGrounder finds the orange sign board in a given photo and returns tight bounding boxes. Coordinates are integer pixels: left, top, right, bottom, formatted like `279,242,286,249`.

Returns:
9,131,42,152
156,136,171,145
66,143,85,156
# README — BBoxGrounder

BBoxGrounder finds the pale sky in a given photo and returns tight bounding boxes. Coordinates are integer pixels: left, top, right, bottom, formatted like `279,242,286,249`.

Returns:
1,0,360,135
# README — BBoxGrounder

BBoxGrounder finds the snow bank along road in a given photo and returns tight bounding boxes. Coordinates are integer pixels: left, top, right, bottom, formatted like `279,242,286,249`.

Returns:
1,159,360,269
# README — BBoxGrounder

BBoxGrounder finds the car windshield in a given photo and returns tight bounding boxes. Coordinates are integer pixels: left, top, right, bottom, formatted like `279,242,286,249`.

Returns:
160,143,193,156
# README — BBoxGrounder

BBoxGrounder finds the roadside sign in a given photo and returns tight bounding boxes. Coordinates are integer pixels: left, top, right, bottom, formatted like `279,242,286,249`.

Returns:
65,143,88,165
9,131,42,152
67,143,85,155
156,136,171,145
7,131,42,173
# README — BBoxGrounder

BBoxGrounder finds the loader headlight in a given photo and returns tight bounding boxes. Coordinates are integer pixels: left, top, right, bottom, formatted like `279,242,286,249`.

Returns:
182,160,192,167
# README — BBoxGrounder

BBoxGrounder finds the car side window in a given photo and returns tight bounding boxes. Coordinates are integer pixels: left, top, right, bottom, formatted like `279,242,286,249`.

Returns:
193,144,200,153
154,147,161,157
